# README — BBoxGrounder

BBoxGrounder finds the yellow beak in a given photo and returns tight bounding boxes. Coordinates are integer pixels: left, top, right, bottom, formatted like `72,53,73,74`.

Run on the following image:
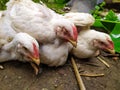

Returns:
107,48,115,54
68,39,77,47
31,57,40,66
30,56,40,75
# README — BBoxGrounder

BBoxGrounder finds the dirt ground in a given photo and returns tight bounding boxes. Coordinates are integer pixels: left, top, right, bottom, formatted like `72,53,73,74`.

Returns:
0,54,120,90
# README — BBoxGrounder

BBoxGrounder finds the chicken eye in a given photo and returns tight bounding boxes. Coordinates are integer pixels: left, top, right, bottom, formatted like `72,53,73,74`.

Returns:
23,47,28,51
23,47,32,55
100,41,107,47
64,30,68,35
100,41,104,45
63,28,70,36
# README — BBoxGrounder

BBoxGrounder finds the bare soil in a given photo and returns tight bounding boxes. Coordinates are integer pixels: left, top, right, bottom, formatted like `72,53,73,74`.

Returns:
0,54,120,90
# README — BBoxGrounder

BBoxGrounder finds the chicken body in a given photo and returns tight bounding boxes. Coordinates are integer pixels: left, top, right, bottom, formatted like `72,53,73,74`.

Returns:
40,39,72,66
6,0,77,44
0,12,16,48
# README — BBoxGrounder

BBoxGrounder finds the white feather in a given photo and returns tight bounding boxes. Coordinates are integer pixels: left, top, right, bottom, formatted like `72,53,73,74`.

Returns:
40,39,73,67
64,12,95,27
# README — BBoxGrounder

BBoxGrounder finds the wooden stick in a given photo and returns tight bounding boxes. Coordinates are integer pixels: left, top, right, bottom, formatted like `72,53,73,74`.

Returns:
103,54,119,57
97,56,110,68
71,57,86,90
80,73,104,77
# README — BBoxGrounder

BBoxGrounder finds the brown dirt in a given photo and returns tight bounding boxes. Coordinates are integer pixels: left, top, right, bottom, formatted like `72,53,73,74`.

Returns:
0,54,120,90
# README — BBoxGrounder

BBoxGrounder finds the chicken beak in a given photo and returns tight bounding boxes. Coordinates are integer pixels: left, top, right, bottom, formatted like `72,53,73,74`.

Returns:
68,39,77,47
107,48,115,54
31,57,40,66
30,57,40,75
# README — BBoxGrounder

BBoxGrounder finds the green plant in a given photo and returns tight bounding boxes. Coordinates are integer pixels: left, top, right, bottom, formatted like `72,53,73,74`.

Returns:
0,0,9,10
0,0,69,14
91,1,106,19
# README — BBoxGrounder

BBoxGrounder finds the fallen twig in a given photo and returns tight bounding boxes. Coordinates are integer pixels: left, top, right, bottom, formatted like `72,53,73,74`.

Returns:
86,63,100,67
102,54,120,57
97,56,110,68
80,73,104,77
71,57,86,90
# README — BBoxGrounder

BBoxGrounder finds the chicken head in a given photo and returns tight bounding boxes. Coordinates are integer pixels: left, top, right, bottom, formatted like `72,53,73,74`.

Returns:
54,18,78,47
93,34,115,54
14,33,40,74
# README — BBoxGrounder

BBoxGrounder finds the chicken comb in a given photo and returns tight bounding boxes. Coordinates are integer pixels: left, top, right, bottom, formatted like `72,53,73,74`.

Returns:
33,43,39,58
72,26,78,41
107,39,114,49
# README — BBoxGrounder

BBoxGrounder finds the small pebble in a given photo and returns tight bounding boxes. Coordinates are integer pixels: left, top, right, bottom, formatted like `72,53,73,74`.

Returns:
54,84,58,88
64,74,67,76
4,75,8,79
112,57,119,60
18,76,22,79
0,65,4,70
42,88,48,90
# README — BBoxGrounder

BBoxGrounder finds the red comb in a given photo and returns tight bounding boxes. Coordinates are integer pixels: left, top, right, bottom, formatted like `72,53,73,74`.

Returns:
108,39,114,49
72,26,78,41
33,43,39,58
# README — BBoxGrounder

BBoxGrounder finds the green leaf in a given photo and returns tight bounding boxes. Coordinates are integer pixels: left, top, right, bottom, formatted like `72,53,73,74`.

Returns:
0,0,9,10
104,10,118,21
93,19,103,27
91,2,106,19
110,23,120,53
110,33,120,53
101,20,116,32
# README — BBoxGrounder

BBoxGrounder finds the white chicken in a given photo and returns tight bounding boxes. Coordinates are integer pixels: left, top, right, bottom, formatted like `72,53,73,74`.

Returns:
6,0,78,46
72,29,115,58
0,33,40,63
0,32,40,74
0,11,40,74
64,12,115,58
